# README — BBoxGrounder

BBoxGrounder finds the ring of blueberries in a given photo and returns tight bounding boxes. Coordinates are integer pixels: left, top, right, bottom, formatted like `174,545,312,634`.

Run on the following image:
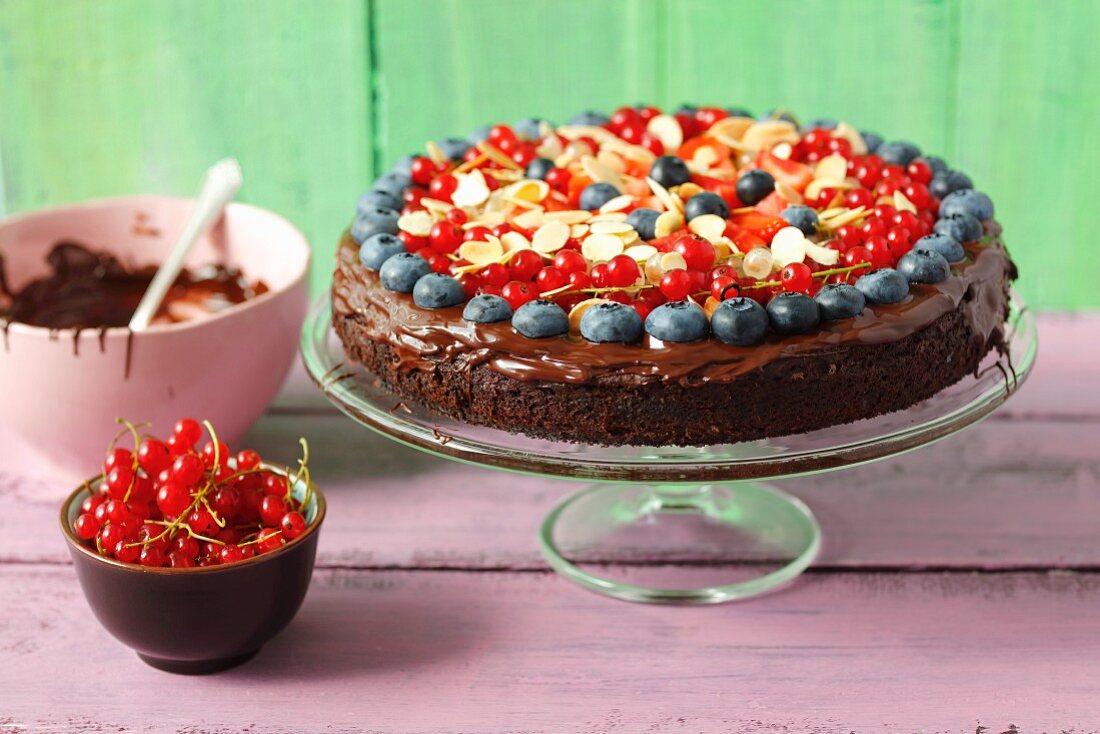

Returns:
352,104,994,347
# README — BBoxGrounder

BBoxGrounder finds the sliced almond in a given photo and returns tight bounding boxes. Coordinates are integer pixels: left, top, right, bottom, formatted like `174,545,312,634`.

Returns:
688,213,727,243
397,210,433,237
703,296,722,318
814,153,849,182
775,181,803,205
503,179,549,205
819,206,868,231
690,144,720,169
804,177,855,201
451,170,491,208
568,298,609,333
659,251,687,272
740,120,800,152
557,125,616,142
570,223,590,239
544,209,592,225
772,142,793,160
646,176,682,213
512,207,545,230
420,197,454,215
581,233,625,262
588,211,629,223
646,113,683,152
893,190,917,214
654,209,684,238
531,220,570,254
426,140,447,165
673,182,704,201
499,231,532,253
596,149,626,174
833,122,868,156
590,220,633,236
581,155,623,189
535,135,563,160
624,243,657,262
475,141,522,170
770,226,808,267
599,194,634,214
458,239,504,267
805,241,841,266
706,116,754,142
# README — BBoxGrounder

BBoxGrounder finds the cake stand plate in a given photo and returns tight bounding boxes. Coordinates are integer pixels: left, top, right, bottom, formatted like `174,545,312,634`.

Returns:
301,293,1036,604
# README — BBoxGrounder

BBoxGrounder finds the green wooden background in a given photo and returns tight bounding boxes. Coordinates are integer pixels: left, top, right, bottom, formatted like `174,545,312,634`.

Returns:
1,0,1097,310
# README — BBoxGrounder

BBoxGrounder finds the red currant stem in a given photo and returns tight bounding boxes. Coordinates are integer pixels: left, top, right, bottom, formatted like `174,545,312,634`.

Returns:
114,417,144,503
289,438,312,512
741,279,781,291
811,262,872,279
199,495,226,529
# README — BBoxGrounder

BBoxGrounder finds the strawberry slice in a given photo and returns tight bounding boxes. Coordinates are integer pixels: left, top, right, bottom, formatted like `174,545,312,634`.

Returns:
724,223,767,254
692,173,742,209
753,190,788,218
755,150,813,192
730,211,787,243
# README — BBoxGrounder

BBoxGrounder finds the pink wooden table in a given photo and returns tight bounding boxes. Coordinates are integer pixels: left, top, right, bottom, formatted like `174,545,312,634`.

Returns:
2,314,1098,732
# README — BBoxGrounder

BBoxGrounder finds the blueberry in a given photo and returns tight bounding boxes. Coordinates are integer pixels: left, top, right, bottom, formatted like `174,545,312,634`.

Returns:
579,182,621,211
391,154,417,177
878,141,922,166
814,283,866,321
940,189,994,221
761,109,797,124
373,171,412,199
684,192,730,221
725,106,752,118
379,252,432,293
438,137,472,161
467,124,493,144
357,189,402,214
412,273,466,309
802,117,838,131
644,301,709,343
626,208,661,240
513,117,546,141
781,205,819,235
928,169,973,200
933,212,983,243
674,104,697,116
921,156,949,177
855,268,909,305
351,206,399,243
525,157,555,181
463,294,513,324
914,233,965,263
711,297,768,346
512,300,568,339
860,130,884,153
766,292,821,335
358,232,406,270
897,248,951,284
736,169,775,206
568,110,610,127
649,155,692,189
579,302,644,344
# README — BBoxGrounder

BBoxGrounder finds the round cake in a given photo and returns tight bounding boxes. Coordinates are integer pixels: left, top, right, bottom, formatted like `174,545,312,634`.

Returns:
333,105,1016,446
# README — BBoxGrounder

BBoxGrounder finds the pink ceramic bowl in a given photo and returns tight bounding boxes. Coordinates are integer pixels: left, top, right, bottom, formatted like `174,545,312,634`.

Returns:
0,196,310,479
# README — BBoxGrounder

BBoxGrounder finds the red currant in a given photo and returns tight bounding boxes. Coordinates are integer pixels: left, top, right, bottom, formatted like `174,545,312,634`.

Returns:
173,418,202,448
672,235,716,271
864,235,894,269
544,167,571,193
501,281,537,310
114,540,140,564
260,495,290,526
156,480,191,518
427,174,457,202
780,262,813,294
906,160,932,185
171,454,204,486
553,249,586,275
535,266,567,293
280,511,308,540
139,544,166,567
201,440,229,468
509,250,543,282
428,222,463,254
410,156,437,186
74,513,98,540
605,255,640,287
136,439,170,475
659,269,693,301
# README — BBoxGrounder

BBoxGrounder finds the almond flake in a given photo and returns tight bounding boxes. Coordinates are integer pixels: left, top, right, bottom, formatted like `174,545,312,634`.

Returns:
544,210,592,225
706,116,754,141
451,170,491,208
426,140,447,165
833,122,868,156
557,124,616,142
475,141,522,170
458,239,504,267
420,197,454,215
703,296,722,318
581,155,623,189
453,153,488,174
512,207,545,230
596,149,626,173
820,206,868,230
770,226,808,266
673,182,704,200
646,176,682,213
741,120,800,152
568,298,609,334
588,212,629,223
688,213,726,243
397,210,433,237
499,231,532,253
646,113,683,151
893,190,917,214
775,181,803,204
818,207,845,219
504,179,550,205
804,177,855,201
536,135,564,159
659,251,687,272
712,237,735,260
805,241,840,266
581,233,625,262
691,145,720,169
620,230,639,246
599,194,634,214
814,154,849,182
532,220,570,254
772,142,793,160
570,223,590,239
654,210,684,238
624,244,657,262
590,221,633,236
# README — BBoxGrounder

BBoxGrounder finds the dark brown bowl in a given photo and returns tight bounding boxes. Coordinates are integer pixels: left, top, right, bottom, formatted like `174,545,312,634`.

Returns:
59,467,325,674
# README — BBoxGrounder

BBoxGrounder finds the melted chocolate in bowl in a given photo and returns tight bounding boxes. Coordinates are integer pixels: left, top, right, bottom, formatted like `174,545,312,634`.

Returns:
0,241,267,331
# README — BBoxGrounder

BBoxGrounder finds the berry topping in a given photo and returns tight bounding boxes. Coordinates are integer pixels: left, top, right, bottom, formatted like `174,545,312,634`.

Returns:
928,169,973,199
814,283,866,321
780,205,819,235
684,192,731,221
568,110,611,126
379,252,433,293
897,248,951,284
579,182,622,211
877,140,921,166
914,233,965,263
463,294,513,324
860,130,884,153
766,292,821,335
412,273,466,309
579,302,644,344
645,301,710,343
357,189,402,214
525,157,555,181
940,189,994,222
735,169,775,206
372,171,412,199
512,300,569,338
359,232,406,271
711,297,768,346
351,207,399,244
933,213,983,243
648,155,692,189
437,137,472,161
625,208,661,240
855,268,910,304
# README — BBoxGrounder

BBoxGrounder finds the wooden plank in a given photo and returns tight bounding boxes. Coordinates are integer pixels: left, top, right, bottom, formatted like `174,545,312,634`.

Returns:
9,414,1099,570
2,564,1098,732
371,0,662,171
662,0,956,156
0,0,373,294
953,0,1100,311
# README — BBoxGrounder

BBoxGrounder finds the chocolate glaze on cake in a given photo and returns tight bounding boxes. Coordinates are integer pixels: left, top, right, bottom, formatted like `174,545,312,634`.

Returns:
333,227,1016,446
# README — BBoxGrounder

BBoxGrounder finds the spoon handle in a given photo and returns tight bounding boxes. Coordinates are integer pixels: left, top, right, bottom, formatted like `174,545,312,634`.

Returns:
128,158,243,332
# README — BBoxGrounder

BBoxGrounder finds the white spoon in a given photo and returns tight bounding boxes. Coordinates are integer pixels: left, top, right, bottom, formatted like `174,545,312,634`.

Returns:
128,158,243,331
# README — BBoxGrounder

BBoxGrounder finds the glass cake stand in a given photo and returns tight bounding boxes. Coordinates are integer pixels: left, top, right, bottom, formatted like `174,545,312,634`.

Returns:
300,293,1036,604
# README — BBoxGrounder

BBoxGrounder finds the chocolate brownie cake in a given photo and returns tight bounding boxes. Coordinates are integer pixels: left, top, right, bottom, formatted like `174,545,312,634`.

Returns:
333,105,1015,446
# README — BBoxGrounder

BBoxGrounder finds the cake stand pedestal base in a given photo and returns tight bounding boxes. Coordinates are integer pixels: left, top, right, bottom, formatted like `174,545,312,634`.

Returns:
539,482,821,604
